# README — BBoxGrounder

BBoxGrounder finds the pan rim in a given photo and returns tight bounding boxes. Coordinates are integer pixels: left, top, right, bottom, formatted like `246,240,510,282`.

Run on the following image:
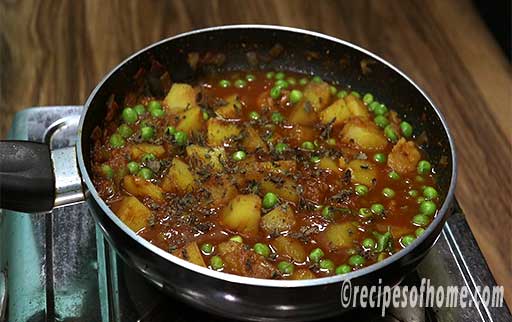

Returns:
77,24,457,288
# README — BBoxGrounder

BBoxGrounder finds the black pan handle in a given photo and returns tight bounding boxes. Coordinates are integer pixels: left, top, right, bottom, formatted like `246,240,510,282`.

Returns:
0,141,55,212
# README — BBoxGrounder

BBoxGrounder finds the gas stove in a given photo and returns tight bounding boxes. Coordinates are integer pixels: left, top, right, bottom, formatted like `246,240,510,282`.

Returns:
1,106,510,322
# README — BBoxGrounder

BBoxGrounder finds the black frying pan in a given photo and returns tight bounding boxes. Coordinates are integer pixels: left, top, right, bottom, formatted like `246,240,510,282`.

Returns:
0,25,456,321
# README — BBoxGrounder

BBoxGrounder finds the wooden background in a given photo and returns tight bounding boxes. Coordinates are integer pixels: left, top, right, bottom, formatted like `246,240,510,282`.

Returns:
1,0,511,306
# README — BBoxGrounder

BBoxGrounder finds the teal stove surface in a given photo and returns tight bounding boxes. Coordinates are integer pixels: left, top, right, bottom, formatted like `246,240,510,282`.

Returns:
1,106,510,322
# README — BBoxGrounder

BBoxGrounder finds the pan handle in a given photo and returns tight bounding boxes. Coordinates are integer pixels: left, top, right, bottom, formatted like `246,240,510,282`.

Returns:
0,141,84,212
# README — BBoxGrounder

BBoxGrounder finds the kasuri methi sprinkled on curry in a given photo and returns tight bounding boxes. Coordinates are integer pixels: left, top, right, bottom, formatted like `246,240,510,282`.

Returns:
91,70,441,279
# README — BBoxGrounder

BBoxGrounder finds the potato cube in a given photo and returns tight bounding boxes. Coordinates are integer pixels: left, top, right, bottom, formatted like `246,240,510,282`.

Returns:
164,83,197,114
172,242,206,267
113,196,151,232
220,194,262,236
215,95,242,119
260,204,296,235
347,159,378,186
271,236,307,262
344,95,370,119
176,106,203,134
321,222,359,250
206,118,241,146
242,127,267,152
260,177,299,203
186,145,226,172
303,81,331,112
161,158,196,193
340,118,388,150
319,98,351,126
123,175,164,201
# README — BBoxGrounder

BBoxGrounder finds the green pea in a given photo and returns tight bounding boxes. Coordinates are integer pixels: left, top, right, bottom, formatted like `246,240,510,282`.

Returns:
301,141,315,150
246,74,255,82
373,103,388,116
210,256,224,270
371,203,385,214
423,186,438,200
275,72,285,80
232,150,247,161
374,115,389,128
275,142,288,154
374,153,387,163
299,77,308,85
230,235,243,243
382,188,395,198
362,238,375,249
202,111,210,120
122,107,137,124
348,254,366,267
174,131,188,146
358,207,373,218
275,79,289,89
262,192,278,209
270,86,282,99
310,156,321,164
148,100,161,112
337,90,348,99
165,126,176,135
309,248,325,263
363,93,374,104
140,126,154,141
322,206,333,220
266,71,275,79
326,138,336,145
384,125,398,142
400,121,413,138
101,164,114,179
134,104,145,115
151,108,165,118
253,243,271,257
271,112,284,124
417,196,426,204
248,111,260,121
137,167,153,180
234,79,247,88
368,101,380,112
415,175,425,183
412,214,430,226
415,227,425,237
289,89,303,104
335,264,352,275
201,243,213,254
319,259,335,273
355,184,369,196
401,235,416,247
350,91,360,98
286,77,296,85
417,160,432,175
312,75,322,83
388,171,400,180
419,200,437,216
219,79,231,88
109,133,125,148
408,190,419,198
117,124,133,138
277,261,294,275
329,86,337,95
127,161,140,174
141,153,156,163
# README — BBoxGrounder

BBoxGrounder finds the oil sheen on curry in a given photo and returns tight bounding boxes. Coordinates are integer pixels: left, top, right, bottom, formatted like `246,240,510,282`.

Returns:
92,70,441,279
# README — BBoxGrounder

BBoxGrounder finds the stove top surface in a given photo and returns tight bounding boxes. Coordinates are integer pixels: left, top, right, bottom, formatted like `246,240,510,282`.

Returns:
1,106,510,322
